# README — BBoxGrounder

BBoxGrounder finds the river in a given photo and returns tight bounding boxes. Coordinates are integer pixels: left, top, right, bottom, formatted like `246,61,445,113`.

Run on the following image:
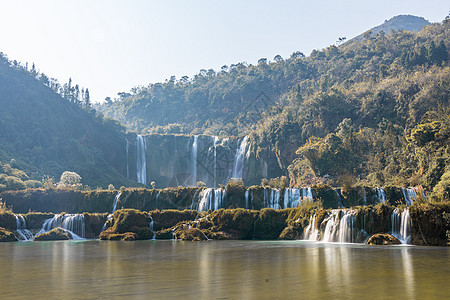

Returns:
0,240,448,299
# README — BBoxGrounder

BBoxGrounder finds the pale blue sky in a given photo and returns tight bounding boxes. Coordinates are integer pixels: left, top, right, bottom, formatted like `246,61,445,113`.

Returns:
0,0,447,102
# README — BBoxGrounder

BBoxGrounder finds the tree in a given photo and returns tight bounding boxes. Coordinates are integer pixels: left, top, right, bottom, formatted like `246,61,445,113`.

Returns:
274,55,283,62
291,51,304,59
57,171,82,189
84,88,91,110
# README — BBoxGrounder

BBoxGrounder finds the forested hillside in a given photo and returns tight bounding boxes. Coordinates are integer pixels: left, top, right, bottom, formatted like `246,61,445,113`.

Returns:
0,53,135,188
99,15,449,199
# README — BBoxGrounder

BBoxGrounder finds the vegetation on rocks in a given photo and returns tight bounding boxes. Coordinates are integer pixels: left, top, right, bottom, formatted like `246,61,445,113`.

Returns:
0,227,17,242
367,233,402,245
99,209,153,241
34,227,72,241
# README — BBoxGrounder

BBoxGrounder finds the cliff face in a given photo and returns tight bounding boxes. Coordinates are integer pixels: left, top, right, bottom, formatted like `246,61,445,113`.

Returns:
124,134,283,188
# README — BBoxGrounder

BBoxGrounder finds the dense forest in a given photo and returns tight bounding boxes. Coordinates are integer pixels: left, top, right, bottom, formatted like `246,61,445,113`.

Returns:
98,15,449,200
0,51,136,189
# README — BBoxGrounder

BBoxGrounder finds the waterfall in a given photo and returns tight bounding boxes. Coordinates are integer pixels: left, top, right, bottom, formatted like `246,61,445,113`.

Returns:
321,210,358,243
191,135,198,186
363,188,367,205
126,138,129,179
112,191,122,214
231,136,249,179
14,214,33,241
197,188,226,212
374,187,386,204
303,215,319,240
149,216,156,240
283,188,301,208
245,190,249,209
400,209,411,244
401,188,416,206
136,135,147,185
213,136,219,187
37,214,85,239
334,189,344,208
391,208,401,237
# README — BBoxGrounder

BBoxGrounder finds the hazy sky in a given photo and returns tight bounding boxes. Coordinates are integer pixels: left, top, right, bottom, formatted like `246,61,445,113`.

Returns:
0,0,447,102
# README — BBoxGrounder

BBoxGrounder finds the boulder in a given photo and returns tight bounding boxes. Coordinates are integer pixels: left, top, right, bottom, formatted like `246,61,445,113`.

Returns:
0,227,17,242
34,227,72,241
366,233,401,245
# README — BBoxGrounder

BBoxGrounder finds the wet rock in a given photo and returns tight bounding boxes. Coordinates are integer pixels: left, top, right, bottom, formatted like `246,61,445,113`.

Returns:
99,209,153,240
174,227,208,241
0,227,17,242
99,230,137,241
366,233,401,245
34,227,72,241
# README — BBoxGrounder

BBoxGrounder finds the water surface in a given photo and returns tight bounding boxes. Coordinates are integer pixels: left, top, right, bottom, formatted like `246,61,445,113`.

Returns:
0,240,448,299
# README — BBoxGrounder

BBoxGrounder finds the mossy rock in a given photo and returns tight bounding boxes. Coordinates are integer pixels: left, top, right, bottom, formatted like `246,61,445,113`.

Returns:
367,233,401,245
409,202,450,246
83,213,109,239
149,209,198,231
208,208,255,239
279,225,302,240
111,209,151,233
100,209,153,240
99,229,137,241
254,208,288,240
203,229,232,240
23,212,55,229
174,227,208,241
0,227,17,242
0,212,17,230
155,227,175,239
34,227,72,241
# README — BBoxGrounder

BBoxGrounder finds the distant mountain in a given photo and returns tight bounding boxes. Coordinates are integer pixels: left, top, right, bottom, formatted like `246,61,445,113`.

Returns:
351,15,431,41
0,54,134,188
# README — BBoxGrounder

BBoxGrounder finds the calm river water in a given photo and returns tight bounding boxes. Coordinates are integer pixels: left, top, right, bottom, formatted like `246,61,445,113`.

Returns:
0,240,448,299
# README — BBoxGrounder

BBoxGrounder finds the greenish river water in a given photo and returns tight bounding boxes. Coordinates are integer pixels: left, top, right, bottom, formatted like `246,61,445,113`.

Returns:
0,240,448,299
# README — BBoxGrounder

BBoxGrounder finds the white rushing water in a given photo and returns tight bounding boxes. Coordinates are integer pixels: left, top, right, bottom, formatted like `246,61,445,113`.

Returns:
303,215,319,241
126,138,130,179
375,187,386,204
15,214,33,241
136,134,147,185
391,208,411,243
197,188,226,211
191,135,198,186
112,191,122,213
36,214,85,239
402,188,417,206
231,136,249,179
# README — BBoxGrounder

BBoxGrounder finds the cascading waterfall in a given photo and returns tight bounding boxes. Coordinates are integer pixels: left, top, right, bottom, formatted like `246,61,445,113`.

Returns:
15,214,33,241
136,134,147,185
315,210,359,243
334,189,344,208
263,188,281,209
112,191,122,214
400,209,411,243
126,138,130,179
303,215,319,240
391,208,411,243
213,136,219,187
149,216,156,240
363,188,367,205
245,190,250,209
197,188,226,212
375,187,386,204
284,188,300,208
38,214,85,239
191,135,198,186
401,188,416,206
231,136,249,179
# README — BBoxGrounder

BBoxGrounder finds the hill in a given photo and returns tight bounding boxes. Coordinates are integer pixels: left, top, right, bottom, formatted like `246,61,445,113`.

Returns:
0,53,134,188
98,15,449,198
351,15,431,41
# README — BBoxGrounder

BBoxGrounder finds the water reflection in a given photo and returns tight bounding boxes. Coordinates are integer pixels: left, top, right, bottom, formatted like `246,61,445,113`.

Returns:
0,241,448,298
